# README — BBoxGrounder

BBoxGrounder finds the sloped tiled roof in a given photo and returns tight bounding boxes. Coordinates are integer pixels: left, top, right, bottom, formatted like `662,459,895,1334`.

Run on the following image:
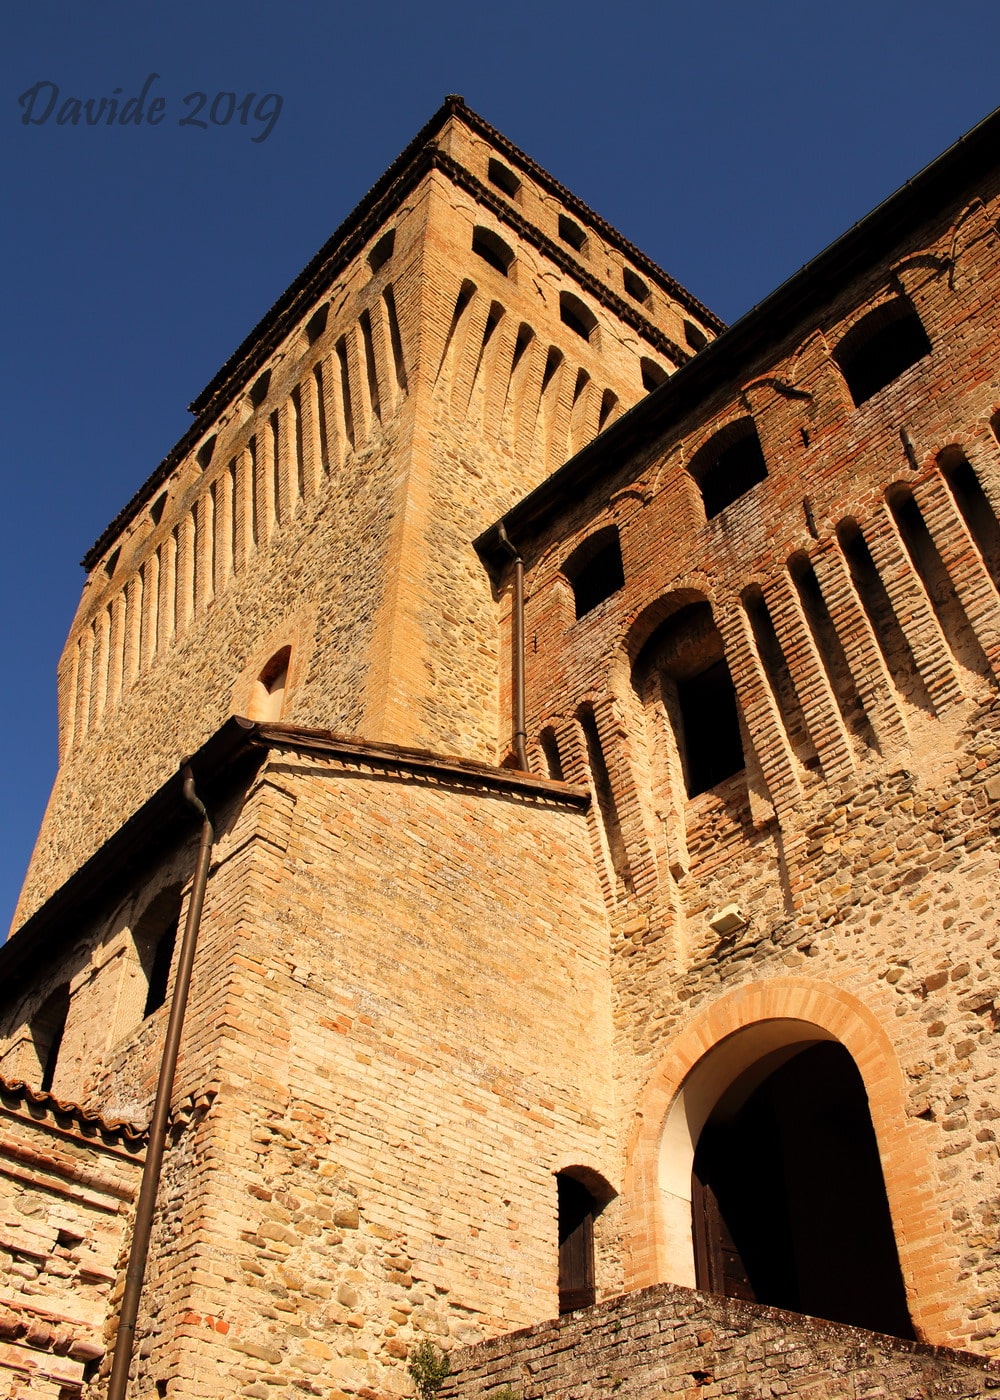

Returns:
0,1076,147,1146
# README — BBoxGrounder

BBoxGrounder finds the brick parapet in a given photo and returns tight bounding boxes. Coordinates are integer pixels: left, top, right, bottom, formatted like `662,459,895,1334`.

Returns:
441,1283,1000,1400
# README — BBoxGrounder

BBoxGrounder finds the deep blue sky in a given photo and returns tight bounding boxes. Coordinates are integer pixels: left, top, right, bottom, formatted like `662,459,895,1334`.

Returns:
2,1,998,931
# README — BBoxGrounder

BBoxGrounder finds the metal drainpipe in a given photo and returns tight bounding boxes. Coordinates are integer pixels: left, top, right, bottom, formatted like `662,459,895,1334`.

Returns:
107,766,215,1400
497,524,529,772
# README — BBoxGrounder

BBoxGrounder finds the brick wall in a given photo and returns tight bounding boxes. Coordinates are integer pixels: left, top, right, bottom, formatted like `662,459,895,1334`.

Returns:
442,1283,1000,1400
500,160,1000,1350
0,1084,143,1397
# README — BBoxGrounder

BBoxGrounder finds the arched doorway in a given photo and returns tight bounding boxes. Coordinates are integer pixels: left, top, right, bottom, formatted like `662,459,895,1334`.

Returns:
626,983,965,1346
690,1040,913,1337
555,1166,616,1315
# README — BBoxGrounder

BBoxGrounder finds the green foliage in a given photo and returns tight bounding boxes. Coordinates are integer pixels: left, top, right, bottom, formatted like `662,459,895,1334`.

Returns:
491,1388,520,1400
408,1339,451,1400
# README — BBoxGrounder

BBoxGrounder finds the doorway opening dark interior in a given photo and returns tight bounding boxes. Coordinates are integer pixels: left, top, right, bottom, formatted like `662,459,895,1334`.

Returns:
691,1041,914,1338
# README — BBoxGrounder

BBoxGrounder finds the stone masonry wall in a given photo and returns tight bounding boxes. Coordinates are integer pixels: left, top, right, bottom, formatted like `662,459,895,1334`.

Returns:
87,744,617,1400
442,1283,1000,1400
505,167,1000,1347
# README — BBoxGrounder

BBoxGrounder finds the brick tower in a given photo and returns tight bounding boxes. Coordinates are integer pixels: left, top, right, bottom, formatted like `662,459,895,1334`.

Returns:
13,96,717,929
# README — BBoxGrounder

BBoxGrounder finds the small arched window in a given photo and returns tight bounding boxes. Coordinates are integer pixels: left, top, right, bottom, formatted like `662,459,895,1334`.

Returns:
623,267,650,303
563,527,625,619
560,292,598,344
833,299,931,406
488,159,520,197
31,984,70,1094
689,419,768,519
558,215,587,252
684,321,709,352
472,227,515,277
306,304,329,344
196,435,216,470
641,358,668,393
248,370,271,408
368,230,396,274
249,646,291,722
634,599,745,798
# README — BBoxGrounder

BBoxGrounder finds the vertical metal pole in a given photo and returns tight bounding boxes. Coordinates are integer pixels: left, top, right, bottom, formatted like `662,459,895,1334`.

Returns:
106,767,214,1400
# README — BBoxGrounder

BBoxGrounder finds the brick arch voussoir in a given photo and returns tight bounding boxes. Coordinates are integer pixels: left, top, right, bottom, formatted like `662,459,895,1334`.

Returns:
622,976,967,1347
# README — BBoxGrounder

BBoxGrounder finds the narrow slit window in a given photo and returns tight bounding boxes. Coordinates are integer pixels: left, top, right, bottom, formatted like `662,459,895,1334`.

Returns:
689,419,769,519
541,346,563,393
313,362,330,468
359,310,382,422
788,552,878,750
336,337,355,450
887,484,991,681
836,518,933,715
539,728,565,781
510,323,534,375
383,286,408,392
938,447,1000,590
579,706,632,892
597,390,618,432
743,585,817,768
833,299,931,406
